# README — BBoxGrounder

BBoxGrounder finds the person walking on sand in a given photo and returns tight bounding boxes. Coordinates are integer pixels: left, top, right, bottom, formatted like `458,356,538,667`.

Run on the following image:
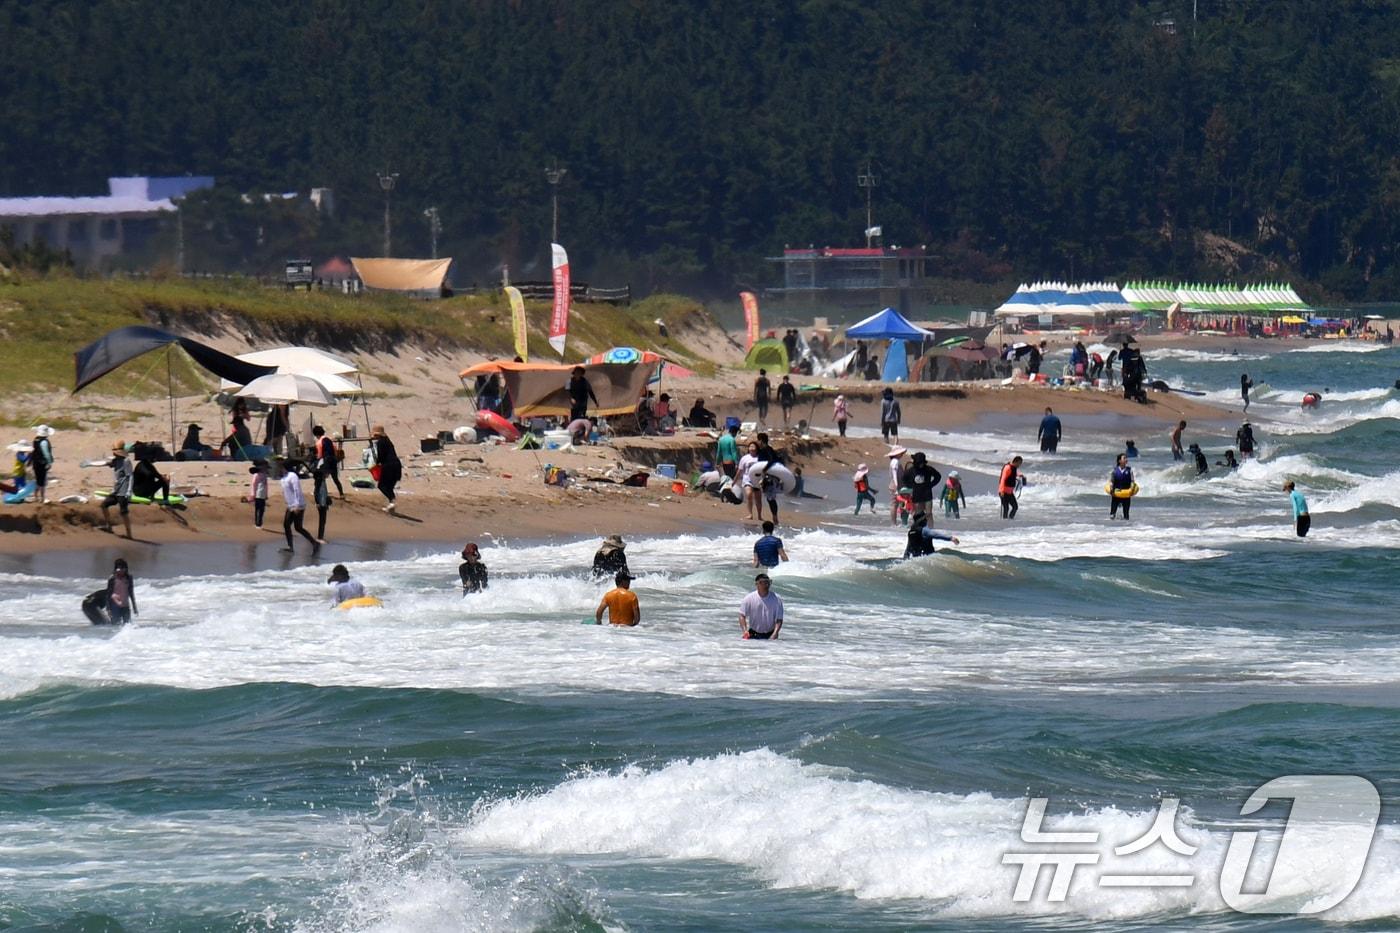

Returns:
832,394,849,437
853,463,878,514
459,542,489,594
100,441,134,539
30,424,54,503
278,459,321,556
1241,373,1253,412
368,425,402,514
249,460,269,528
1170,420,1186,461
753,369,771,424
752,520,789,569
1284,480,1311,537
777,375,797,426
739,572,783,640
568,365,598,422
716,423,740,480
312,426,345,499
1109,453,1135,521
880,388,901,443
999,456,1023,519
595,571,640,626
592,534,631,579
1037,407,1061,453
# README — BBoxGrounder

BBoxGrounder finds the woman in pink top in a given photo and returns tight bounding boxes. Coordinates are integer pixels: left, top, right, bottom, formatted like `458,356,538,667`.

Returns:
832,395,849,437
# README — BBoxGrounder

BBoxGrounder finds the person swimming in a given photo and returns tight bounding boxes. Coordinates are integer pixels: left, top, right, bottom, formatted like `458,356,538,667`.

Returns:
327,564,367,606
459,542,489,594
1187,443,1209,475
1217,449,1240,470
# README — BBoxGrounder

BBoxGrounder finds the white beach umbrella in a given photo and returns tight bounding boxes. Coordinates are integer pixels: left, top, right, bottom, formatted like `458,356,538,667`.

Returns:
235,373,335,407
237,347,356,375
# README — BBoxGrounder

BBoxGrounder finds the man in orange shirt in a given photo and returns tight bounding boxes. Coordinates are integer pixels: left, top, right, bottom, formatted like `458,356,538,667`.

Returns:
999,455,1023,519
595,571,641,626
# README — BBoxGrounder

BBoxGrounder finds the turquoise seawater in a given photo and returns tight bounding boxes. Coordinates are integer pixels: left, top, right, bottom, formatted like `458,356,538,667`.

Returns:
3,341,1400,931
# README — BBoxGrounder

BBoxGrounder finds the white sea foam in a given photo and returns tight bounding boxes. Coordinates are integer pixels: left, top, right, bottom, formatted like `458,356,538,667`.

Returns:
462,748,1400,920
1287,342,1391,354
1148,348,1269,363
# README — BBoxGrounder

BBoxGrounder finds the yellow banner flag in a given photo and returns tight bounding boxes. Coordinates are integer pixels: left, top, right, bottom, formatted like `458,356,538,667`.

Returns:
505,286,528,361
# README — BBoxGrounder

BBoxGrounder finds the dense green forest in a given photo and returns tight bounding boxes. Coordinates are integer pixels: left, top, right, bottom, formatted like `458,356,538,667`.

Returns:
4,0,1400,299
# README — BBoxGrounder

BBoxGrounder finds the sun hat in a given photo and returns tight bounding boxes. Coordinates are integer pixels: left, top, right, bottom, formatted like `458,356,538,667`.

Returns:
948,470,959,478
854,464,869,479
603,534,625,549
34,424,55,437
887,446,907,458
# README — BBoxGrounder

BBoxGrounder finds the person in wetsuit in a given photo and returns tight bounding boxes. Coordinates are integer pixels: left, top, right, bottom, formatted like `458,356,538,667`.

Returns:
904,513,959,558
459,542,489,594
592,534,630,579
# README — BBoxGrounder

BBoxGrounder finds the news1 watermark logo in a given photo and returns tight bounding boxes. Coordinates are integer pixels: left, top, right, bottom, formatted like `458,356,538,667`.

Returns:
1003,775,1380,914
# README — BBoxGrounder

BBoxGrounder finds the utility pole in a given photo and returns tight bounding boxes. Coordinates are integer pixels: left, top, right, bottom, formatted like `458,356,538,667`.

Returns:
857,160,877,247
423,206,441,259
377,171,399,257
175,198,185,274
544,160,567,242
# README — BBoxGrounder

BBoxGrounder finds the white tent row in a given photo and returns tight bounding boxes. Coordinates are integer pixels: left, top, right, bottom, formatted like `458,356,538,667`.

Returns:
994,281,1135,318
1121,282,1307,310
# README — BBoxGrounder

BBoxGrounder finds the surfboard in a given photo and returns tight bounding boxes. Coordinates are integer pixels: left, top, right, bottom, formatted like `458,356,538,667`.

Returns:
93,489,187,506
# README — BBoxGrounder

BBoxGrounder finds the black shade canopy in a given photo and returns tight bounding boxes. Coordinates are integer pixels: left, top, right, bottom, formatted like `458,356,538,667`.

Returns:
74,326,275,392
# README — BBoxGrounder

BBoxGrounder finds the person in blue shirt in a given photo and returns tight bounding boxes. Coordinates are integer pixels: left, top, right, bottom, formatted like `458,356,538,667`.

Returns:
1037,407,1062,453
1284,480,1310,537
751,521,789,569
1124,439,1139,459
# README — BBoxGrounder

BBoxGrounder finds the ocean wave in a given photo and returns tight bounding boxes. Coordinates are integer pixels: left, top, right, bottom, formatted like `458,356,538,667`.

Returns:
1148,348,1270,363
461,748,1400,920
1287,342,1391,354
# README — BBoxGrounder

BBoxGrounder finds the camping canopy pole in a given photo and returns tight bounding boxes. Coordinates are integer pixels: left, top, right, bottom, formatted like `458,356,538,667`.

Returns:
357,373,372,435
167,346,177,453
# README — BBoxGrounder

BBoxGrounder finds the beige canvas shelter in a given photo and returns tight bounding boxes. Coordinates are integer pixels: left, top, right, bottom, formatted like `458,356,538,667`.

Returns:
351,257,452,292
459,360,651,418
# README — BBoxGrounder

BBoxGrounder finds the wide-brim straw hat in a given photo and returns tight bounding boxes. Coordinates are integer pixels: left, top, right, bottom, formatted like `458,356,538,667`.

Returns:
602,534,625,549
34,424,55,438
887,446,907,458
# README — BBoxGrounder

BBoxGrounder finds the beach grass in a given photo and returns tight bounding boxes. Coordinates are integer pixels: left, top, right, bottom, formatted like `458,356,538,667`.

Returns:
0,275,723,396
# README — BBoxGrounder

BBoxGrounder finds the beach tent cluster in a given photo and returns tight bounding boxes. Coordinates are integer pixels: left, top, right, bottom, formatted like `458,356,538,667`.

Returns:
1121,282,1308,312
993,282,1135,317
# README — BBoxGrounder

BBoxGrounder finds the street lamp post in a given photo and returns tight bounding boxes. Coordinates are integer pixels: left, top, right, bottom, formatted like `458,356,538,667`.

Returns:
857,161,877,247
423,206,441,259
377,171,399,257
544,160,567,242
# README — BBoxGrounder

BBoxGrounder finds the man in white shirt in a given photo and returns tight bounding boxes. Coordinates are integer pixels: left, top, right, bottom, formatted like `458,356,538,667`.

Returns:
279,460,321,555
739,573,784,640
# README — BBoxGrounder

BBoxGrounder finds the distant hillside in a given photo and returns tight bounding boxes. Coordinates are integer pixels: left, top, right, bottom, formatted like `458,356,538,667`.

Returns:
5,2,1400,298
0,276,732,397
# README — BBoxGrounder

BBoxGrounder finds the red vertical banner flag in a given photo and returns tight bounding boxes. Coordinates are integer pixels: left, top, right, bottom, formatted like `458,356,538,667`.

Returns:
549,243,571,357
740,291,760,350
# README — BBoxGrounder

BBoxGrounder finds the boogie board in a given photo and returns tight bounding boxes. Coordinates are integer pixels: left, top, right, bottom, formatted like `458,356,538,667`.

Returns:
1104,482,1140,499
82,589,114,625
336,596,383,611
744,461,797,493
93,489,187,506
3,481,37,504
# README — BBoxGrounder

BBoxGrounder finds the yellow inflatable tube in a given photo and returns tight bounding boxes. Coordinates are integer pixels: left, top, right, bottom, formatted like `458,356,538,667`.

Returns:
1104,482,1140,499
336,596,383,611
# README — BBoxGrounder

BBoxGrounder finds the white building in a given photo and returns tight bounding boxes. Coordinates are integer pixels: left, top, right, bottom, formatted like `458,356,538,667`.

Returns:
0,175,213,270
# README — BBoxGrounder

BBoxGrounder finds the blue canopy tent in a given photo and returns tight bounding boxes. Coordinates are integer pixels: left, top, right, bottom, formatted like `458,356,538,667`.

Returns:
845,307,933,341
846,308,930,382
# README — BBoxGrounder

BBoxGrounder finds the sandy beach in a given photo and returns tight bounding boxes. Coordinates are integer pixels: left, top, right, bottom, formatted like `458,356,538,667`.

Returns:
1,327,1257,559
